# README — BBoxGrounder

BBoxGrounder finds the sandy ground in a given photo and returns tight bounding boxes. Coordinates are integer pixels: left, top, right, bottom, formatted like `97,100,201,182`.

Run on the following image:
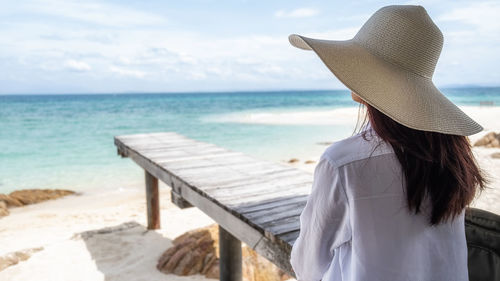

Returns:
468,146,500,214
0,185,217,281
461,106,500,214
0,105,498,280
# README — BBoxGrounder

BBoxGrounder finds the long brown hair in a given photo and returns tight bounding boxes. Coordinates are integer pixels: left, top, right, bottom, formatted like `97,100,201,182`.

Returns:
360,103,486,225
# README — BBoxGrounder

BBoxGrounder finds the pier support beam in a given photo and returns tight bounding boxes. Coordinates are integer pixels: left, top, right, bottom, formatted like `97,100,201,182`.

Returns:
219,225,242,281
145,171,160,229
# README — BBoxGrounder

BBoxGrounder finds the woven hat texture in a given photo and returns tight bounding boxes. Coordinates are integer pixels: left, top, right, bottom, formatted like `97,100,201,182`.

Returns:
289,5,482,136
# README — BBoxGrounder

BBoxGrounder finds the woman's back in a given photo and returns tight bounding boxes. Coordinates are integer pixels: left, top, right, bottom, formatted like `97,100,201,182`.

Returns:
290,127,469,281
287,5,484,280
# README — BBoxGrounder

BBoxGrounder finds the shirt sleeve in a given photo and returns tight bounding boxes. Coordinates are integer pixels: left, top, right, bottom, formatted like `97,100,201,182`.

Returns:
290,156,351,281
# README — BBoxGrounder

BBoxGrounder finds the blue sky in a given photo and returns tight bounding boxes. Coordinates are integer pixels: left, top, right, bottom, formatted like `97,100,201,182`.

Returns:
1,0,499,94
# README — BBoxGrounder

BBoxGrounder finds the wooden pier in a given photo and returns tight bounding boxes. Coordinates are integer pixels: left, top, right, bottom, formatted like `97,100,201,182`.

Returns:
114,132,313,280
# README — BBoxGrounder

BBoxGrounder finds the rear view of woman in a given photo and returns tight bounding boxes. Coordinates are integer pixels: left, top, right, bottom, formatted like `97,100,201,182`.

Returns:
288,5,486,281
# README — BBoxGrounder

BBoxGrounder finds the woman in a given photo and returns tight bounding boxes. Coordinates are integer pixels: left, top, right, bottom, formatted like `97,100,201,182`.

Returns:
288,5,486,281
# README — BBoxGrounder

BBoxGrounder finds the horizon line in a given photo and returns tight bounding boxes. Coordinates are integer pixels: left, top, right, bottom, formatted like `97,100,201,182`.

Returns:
2,85,500,96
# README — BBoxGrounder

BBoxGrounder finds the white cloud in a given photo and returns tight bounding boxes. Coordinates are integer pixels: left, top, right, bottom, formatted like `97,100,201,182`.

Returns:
275,8,319,18
26,0,167,27
110,66,146,78
430,1,500,86
189,70,207,80
64,59,91,72
438,1,500,30
439,3,500,42
255,64,284,75
1,0,498,93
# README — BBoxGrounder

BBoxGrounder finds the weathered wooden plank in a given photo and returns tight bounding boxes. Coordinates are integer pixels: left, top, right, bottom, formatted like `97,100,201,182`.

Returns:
278,230,300,244
177,173,296,278
253,234,294,277
221,185,310,207
138,142,220,152
117,143,185,196
200,170,308,192
115,132,311,279
126,141,202,151
207,176,311,198
117,134,308,236
167,159,268,174
262,215,301,237
235,195,308,214
219,226,242,281
134,143,217,152
180,167,306,191
211,183,311,206
170,190,193,209
179,179,264,247
142,150,189,160
233,163,297,175
145,171,161,229
243,201,306,224
115,136,193,156
159,154,258,170
178,171,256,191
148,148,235,161
119,138,191,148
139,146,227,158
117,137,205,149
155,152,245,164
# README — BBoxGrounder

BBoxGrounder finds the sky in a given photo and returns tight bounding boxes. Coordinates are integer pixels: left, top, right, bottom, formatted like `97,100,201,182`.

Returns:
1,0,499,94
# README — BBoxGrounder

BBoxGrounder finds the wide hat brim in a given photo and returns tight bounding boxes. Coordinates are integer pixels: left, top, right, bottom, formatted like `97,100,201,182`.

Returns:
289,34,483,136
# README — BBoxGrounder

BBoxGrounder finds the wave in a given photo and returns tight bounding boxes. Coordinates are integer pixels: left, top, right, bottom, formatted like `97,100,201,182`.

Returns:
203,105,500,130
204,106,361,125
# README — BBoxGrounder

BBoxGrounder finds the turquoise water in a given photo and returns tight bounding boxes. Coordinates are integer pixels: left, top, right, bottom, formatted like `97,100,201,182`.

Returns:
1,88,499,193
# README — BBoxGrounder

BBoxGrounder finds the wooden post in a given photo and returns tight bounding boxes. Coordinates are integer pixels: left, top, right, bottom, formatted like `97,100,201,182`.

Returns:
219,225,242,281
145,171,160,229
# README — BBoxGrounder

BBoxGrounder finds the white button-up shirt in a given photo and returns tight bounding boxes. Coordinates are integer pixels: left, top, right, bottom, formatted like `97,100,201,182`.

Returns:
290,125,468,281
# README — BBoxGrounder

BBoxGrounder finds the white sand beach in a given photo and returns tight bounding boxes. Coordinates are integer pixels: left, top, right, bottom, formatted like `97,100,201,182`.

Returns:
0,185,216,281
1,105,499,281
208,106,498,128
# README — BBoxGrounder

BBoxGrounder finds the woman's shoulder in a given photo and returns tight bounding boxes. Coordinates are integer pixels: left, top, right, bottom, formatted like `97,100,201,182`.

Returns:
321,127,394,168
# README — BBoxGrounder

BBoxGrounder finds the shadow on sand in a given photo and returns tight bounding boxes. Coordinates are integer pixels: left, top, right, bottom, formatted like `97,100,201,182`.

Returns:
74,221,173,281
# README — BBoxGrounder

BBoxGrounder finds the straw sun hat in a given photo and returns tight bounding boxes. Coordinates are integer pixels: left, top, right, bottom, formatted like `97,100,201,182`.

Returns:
289,5,482,136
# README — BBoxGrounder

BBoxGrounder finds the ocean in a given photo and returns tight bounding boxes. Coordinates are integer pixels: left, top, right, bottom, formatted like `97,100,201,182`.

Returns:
1,88,499,194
